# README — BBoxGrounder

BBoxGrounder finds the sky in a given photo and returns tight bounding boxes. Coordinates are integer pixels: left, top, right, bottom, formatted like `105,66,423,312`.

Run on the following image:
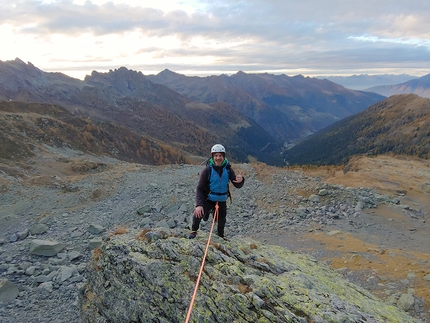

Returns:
1,0,430,80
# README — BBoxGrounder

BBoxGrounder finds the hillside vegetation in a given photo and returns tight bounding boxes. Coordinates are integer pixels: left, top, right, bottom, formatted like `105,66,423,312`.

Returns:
0,101,190,165
283,94,430,165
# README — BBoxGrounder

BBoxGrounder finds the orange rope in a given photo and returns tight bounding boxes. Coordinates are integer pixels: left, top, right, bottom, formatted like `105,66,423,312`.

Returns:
185,202,219,323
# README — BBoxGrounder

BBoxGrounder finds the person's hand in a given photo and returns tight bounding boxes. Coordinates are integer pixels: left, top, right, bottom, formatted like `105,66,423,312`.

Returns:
233,171,244,183
194,206,204,218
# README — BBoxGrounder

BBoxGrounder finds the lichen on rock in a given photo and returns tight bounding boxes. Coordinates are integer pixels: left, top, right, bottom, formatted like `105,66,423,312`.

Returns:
79,228,419,323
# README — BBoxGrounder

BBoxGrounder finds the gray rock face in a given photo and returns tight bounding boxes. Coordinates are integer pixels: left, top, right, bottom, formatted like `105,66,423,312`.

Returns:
80,228,419,323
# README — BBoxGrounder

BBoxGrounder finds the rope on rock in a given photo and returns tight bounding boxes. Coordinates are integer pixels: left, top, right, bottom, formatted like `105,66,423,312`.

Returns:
185,202,219,323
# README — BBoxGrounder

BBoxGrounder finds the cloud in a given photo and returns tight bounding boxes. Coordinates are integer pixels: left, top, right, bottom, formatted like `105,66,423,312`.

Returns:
1,0,429,79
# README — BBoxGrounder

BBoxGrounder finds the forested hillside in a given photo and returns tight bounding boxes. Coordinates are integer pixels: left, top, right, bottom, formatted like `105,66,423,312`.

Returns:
283,94,430,165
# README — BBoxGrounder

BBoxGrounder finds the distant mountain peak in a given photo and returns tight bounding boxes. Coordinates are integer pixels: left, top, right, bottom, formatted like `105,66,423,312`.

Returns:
235,70,248,76
154,69,187,81
12,57,27,65
158,68,181,75
2,57,38,71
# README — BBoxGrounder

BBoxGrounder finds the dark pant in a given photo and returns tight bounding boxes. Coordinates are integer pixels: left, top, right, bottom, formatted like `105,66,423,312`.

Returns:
191,200,227,237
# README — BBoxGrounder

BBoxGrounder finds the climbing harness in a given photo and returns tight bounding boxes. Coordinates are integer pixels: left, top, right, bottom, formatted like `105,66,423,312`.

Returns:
185,203,219,323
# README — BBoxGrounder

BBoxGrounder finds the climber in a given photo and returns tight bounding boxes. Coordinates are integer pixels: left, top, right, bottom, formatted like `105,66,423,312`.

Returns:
189,144,245,239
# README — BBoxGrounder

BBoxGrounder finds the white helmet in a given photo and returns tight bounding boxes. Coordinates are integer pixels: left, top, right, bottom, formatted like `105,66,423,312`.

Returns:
211,144,226,154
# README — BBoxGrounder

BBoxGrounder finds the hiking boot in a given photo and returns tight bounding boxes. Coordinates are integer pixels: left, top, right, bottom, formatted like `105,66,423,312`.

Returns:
188,231,197,239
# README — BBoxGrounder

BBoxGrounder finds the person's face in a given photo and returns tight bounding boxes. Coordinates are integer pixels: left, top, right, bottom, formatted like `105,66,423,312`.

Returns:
213,152,224,166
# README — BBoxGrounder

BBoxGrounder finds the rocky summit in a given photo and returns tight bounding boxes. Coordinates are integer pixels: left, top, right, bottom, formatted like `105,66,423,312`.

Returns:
0,147,429,322
80,227,418,323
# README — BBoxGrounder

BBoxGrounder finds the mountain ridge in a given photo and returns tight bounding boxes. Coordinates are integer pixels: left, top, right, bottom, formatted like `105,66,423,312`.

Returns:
0,59,281,164
3,58,427,168
320,74,417,90
148,69,385,140
366,74,430,98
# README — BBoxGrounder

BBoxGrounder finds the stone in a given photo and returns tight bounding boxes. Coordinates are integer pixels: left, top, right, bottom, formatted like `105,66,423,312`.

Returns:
166,218,177,228
0,264,10,273
9,233,18,242
17,229,29,240
355,202,364,211
309,194,320,202
68,251,82,261
25,266,37,276
89,238,103,250
318,189,328,196
397,293,415,311
38,281,54,292
139,218,152,227
155,219,171,228
296,207,307,218
58,266,75,282
136,205,151,215
88,224,105,235
30,223,49,235
0,279,19,302
29,239,66,257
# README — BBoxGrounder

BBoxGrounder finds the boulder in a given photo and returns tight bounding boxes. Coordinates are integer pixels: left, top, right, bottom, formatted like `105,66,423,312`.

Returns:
88,224,105,235
309,194,320,202
30,223,49,235
80,228,419,323
397,293,415,311
29,239,65,257
136,205,151,215
0,279,19,302
89,238,102,250
58,266,76,282
318,189,328,196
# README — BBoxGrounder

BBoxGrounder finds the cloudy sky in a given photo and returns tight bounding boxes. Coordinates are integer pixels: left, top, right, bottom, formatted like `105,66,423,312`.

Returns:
1,0,429,80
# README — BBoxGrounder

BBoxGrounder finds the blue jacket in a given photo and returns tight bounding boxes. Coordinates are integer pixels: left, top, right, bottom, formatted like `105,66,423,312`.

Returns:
207,164,230,202
195,158,245,206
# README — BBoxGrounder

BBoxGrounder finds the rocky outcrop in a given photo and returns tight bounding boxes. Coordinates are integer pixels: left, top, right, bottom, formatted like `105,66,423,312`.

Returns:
80,228,418,323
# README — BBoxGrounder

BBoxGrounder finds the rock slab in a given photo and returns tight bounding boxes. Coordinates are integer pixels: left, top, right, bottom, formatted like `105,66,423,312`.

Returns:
29,239,66,256
0,279,19,302
80,228,420,323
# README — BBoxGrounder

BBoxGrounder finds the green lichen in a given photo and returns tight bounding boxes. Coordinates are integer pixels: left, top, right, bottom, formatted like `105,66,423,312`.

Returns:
81,228,420,323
